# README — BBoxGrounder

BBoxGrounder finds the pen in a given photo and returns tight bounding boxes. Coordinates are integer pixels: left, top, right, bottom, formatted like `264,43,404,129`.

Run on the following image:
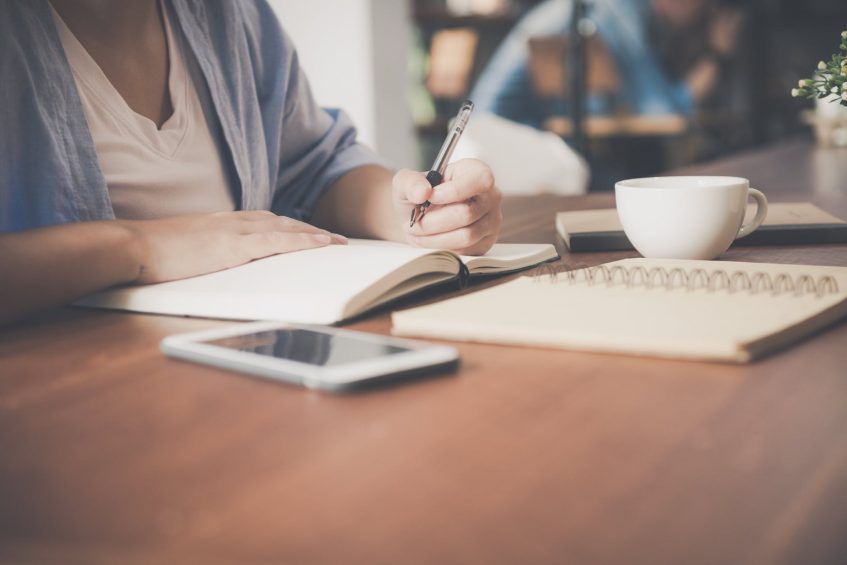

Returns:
410,99,474,227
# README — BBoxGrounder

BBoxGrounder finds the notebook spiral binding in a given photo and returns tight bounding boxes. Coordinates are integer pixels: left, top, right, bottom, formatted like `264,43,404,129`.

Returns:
532,263,840,298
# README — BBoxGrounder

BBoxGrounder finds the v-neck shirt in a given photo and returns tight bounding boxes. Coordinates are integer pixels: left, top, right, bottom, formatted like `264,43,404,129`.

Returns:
50,1,235,220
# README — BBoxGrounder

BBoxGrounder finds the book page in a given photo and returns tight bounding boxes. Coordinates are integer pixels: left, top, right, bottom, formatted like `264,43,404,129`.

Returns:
351,239,558,274
557,209,623,234
78,243,454,324
460,243,558,273
762,202,845,225
392,258,847,362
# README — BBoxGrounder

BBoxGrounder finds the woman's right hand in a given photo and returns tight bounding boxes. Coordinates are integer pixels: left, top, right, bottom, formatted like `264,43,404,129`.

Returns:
119,210,347,284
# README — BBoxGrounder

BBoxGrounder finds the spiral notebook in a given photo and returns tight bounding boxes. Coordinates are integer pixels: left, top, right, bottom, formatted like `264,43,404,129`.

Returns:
391,258,847,363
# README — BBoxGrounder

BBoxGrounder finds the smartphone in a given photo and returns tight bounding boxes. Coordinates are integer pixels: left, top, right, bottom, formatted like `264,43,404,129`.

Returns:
160,322,459,391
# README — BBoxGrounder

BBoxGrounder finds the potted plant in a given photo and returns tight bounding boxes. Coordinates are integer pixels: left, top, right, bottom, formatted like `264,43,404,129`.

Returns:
793,31,847,147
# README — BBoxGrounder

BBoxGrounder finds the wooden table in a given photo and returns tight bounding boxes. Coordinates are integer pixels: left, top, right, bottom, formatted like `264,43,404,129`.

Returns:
2,139,846,564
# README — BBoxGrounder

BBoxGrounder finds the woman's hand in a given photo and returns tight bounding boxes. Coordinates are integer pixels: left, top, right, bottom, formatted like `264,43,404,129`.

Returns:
0,211,345,325
120,211,347,284
392,159,503,256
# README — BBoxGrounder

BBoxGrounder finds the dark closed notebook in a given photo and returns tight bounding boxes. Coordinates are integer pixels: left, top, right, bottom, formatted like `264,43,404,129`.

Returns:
556,203,847,252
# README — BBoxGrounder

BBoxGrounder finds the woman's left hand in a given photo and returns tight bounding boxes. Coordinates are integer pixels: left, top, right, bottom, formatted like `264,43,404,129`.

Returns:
392,158,502,256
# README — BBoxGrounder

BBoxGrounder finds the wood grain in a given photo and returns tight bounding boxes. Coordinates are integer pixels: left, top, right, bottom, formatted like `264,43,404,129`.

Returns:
1,139,846,564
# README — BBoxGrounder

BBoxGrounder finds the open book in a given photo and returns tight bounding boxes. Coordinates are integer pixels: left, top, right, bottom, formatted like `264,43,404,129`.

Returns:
75,240,558,324
392,258,847,363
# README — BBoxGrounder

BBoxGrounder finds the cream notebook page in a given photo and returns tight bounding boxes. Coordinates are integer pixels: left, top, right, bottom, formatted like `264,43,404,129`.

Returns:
391,259,847,362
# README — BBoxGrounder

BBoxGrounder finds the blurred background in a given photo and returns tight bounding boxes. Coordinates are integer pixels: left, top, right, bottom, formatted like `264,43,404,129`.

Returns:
268,0,847,193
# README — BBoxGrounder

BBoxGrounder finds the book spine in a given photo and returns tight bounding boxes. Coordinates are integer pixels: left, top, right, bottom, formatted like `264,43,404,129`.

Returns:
565,224,847,253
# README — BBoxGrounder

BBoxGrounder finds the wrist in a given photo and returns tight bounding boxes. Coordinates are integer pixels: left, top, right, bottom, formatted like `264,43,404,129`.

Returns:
112,220,151,284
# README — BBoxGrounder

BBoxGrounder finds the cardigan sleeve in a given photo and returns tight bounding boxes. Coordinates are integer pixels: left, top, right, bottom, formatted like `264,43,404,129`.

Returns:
236,0,384,221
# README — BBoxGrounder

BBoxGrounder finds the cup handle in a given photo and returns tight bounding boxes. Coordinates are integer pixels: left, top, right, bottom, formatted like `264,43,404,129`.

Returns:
736,188,768,239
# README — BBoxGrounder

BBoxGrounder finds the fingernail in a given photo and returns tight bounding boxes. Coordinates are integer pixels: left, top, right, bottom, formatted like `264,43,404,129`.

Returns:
331,233,349,244
313,234,331,244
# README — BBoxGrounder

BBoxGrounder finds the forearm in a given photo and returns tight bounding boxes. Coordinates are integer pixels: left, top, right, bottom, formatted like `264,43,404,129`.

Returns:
312,165,404,242
685,57,720,105
0,222,143,325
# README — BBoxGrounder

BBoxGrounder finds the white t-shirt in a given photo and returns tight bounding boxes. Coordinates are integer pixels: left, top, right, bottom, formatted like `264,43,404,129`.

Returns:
52,3,236,220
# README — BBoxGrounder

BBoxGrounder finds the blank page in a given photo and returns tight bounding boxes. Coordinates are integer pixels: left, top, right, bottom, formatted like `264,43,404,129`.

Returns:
77,243,446,324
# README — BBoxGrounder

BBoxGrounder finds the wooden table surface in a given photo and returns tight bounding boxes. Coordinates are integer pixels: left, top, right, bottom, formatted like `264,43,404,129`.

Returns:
2,139,846,564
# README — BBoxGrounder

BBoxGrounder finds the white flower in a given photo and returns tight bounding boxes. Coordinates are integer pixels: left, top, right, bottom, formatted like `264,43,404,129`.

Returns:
792,88,800,97
842,31,847,39
819,61,828,71
833,86,840,94
799,79,807,87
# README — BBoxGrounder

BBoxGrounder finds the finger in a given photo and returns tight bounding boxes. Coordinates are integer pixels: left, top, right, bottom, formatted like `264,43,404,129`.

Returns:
254,215,326,234
429,160,495,205
242,231,332,260
393,169,434,205
242,215,348,244
236,210,276,221
410,192,490,237
267,217,348,244
236,212,321,233
407,212,496,251
268,217,349,244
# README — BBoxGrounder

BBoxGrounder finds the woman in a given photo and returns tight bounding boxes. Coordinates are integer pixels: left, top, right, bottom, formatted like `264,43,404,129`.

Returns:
0,0,502,325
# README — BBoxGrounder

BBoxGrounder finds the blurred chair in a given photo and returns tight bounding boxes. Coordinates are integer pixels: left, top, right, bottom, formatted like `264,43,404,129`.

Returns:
450,111,589,195
426,28,480,100
527,34,688,138
528,34,619,101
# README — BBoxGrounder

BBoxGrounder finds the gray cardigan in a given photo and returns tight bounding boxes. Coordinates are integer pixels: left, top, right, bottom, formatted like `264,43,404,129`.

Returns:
0,0,381,232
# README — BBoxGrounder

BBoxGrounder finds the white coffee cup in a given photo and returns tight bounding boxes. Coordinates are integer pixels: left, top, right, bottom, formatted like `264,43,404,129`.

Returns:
615,176,768,260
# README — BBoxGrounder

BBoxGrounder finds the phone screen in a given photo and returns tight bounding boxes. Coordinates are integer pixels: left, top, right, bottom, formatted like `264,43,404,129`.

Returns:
205,329,412,367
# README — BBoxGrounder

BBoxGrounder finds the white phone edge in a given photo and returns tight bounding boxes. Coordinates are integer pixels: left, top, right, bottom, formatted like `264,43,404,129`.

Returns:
160,321,460,392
